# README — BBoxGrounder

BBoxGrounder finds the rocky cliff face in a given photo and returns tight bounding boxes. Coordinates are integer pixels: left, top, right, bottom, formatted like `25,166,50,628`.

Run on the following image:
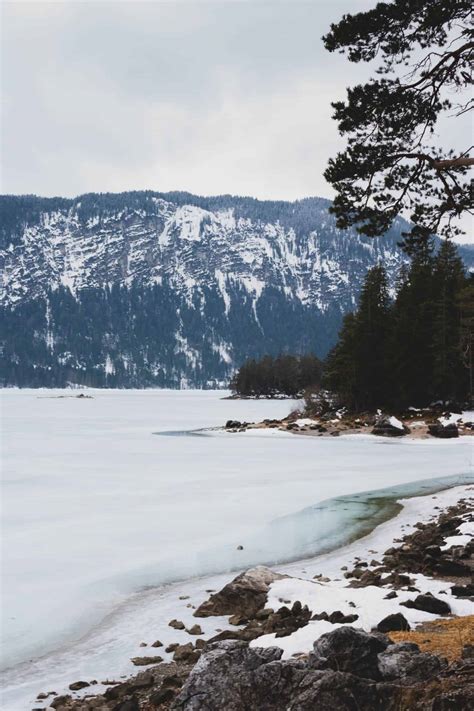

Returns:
1,192,473,387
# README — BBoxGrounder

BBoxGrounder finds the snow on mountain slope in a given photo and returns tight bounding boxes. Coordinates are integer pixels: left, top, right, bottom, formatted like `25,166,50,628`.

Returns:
2,195,404,307
1,192,472,387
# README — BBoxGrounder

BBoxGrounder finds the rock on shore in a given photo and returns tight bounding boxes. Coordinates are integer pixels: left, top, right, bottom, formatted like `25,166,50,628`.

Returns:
194,566,286,619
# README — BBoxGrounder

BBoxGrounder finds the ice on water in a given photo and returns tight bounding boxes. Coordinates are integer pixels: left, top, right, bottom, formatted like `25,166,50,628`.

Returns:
1,390,472,691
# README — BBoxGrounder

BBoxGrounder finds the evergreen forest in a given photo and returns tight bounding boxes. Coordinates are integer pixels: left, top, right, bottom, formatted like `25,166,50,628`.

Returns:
232,239,474,410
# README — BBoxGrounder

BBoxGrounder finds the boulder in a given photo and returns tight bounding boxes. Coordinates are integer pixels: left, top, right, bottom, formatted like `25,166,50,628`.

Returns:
428,423,459,438
401,593,451,616
372,416,408,437
349,569,383,587
327,610,359,624
169,619,185,630
186,624,202,635
173,643,201,664
309,627,389,680
130,655,163,666
68,681,90,691
378,642,445,681
127,672,155,690
434,558,471,576
264,601,312,637
225,420,241,429
194,566,285,618
207,628,260,644
376,613,411,633
173,637,397,710
312,611,330,621
173,641,288,710
451,584,474,598
381,572,414,588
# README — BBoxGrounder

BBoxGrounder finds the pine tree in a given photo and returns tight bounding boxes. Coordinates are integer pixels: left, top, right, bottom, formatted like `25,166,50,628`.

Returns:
390,238,436,407
354,265,391,409
324,313,358,408
458,278,474,407
324,0,473,242
325,238,470,410
432,240,467,402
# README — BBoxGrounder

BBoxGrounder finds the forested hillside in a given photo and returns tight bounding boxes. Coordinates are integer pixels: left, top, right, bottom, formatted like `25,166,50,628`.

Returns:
5,191,469,387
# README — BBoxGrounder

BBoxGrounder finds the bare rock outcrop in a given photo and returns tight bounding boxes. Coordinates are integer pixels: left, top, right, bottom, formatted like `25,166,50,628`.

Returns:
172,630,461,711
193,566,286,618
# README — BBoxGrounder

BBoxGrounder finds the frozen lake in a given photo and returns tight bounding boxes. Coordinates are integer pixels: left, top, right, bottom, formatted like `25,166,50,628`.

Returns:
1,389,473,704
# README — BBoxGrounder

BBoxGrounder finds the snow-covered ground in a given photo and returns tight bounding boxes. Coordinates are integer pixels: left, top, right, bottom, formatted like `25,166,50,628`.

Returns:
252,484,474,658
1,389,473,709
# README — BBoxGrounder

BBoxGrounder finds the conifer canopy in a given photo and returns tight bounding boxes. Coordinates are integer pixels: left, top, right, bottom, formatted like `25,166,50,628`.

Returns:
323,0,473,245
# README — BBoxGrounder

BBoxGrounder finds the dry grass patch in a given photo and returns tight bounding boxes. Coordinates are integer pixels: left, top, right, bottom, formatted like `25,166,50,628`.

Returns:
389,615,474,661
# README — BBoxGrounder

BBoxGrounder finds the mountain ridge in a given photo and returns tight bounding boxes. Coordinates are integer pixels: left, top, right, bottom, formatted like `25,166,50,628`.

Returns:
1,191,473,387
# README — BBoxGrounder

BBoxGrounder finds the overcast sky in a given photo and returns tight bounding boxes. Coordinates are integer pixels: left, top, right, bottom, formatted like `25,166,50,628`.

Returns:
1,0,472,242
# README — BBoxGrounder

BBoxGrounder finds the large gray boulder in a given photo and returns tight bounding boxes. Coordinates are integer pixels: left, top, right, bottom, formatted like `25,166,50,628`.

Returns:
194,566,285,618
372,416,408,437
309,627,389,679
428,423,459,438
173,640,296,710
172,639,396,711
376,613,411,633
401,593,451,616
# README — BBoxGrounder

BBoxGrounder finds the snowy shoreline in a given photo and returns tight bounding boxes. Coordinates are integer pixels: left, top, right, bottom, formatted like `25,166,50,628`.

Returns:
253,483,473,658
3,480,473,710
221,408,474,440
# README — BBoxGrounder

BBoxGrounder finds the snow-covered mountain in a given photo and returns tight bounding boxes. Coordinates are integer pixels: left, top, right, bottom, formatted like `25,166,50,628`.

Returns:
1,191,473,387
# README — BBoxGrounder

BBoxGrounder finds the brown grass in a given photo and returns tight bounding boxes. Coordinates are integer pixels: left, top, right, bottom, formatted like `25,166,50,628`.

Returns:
389,615,474,661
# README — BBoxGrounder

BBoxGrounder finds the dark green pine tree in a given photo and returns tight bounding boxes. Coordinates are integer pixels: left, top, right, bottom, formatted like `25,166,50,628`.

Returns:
324,312,358,408
326,236,470,411
458,277,474,408
431,240,468,402
389,238,436,407
354,264,391,409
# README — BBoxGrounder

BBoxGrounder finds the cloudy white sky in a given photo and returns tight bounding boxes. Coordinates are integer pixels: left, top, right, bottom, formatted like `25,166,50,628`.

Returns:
1,0,472,243
0,0,381,199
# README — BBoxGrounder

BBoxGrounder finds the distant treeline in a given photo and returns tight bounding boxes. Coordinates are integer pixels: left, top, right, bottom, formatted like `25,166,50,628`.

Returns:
325,238,473,410
231,238,474,409
230,354,322,398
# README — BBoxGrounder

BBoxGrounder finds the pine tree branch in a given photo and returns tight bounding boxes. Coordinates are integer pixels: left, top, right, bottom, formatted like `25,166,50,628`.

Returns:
388,153,474,169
